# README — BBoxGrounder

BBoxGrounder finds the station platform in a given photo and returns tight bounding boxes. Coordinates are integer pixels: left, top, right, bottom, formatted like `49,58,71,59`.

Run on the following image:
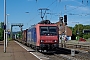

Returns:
0,40,39,60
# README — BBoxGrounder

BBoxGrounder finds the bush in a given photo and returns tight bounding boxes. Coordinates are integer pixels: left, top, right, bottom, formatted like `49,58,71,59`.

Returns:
83,33,90,39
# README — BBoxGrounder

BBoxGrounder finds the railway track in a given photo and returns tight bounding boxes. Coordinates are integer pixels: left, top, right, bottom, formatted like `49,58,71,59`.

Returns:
27,43,90,60
43,47,90,60
48,53,90,60
16,40,90,60
43,48,77,60
74,52,90,60
61,41,90,53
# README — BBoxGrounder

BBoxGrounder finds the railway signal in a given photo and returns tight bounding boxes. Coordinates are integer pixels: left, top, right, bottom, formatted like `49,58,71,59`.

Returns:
64,15,67,25
59,17,63,24
64,15,67,22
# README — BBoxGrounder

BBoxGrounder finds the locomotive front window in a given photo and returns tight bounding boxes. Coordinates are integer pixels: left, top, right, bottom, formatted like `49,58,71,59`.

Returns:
40,26,57,35
49,27,56,33
40,27,48,33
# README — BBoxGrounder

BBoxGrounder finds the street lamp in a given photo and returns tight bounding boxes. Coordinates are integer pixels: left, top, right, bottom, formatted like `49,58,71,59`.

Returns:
25,12,29,13
6,14,10,47
4,0,6,53
25,12,30,28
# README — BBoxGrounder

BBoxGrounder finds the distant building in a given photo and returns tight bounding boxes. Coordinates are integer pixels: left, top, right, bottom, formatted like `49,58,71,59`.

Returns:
83,29,90,34
56,22,72,41
0,22,4,29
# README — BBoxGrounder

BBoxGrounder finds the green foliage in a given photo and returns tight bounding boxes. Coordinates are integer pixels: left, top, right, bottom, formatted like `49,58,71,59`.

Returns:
83,33,90,39
83,35,88,39
69,24,90,39
16,31,22,39
0,28,4,41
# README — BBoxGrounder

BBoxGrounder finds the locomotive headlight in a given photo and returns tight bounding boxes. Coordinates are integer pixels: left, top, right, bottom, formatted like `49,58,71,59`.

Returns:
40,40,44,43
54,40,57,42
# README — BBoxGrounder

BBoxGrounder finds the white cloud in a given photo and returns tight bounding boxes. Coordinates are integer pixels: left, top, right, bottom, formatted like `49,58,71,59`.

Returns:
68,5,90,12
78,6,90,11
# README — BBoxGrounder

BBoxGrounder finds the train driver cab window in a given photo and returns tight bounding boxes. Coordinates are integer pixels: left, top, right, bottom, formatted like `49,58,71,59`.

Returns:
40,27,48,33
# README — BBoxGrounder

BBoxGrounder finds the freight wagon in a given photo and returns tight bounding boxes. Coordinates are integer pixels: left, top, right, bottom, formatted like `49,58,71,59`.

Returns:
22,29,28,45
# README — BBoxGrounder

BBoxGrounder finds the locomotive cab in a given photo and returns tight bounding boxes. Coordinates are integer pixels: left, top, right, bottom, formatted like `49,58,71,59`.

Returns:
39,26,59,50
35,20,59,51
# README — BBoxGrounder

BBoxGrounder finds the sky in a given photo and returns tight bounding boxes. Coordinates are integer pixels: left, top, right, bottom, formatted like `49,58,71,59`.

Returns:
0,0,90,32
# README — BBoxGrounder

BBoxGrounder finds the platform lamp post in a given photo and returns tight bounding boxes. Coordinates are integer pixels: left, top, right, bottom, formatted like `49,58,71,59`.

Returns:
25,11,29,28
77,22,79,44
4,0,6,53
6,14,9,47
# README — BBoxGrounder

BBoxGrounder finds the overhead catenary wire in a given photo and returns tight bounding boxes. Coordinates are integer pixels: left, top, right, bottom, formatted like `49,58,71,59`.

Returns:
65,2,90,16
82,0,88,5
39,0,88,21
26,0,90,26
26,0,58,23
49,0,62,18
38,0,58,20
25,0,40,26
55,0,89,16
62,3,90,16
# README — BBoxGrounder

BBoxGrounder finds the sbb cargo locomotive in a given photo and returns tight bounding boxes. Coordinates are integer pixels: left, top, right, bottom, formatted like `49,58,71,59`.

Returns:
20,20,59,51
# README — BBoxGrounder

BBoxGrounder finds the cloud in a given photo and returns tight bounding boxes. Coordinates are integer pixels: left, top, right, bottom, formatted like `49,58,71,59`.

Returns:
68,5,90,12
78,6,90,11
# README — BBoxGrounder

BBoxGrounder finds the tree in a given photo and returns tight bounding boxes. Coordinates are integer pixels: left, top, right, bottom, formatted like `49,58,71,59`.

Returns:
0,28,4,41
69,24,90,40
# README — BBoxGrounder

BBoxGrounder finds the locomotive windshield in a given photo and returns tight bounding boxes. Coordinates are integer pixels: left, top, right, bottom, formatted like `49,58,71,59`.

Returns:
40,26,57,36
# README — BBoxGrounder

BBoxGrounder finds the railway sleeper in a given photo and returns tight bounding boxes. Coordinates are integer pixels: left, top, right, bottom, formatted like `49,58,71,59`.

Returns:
81,45,90,48
74,44,82,48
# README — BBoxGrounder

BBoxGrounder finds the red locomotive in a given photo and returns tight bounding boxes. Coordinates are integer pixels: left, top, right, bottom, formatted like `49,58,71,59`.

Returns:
22,20,59,52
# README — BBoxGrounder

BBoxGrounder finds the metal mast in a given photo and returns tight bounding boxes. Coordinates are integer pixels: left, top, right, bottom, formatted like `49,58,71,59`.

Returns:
39,8,49,20
4,0,6,53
